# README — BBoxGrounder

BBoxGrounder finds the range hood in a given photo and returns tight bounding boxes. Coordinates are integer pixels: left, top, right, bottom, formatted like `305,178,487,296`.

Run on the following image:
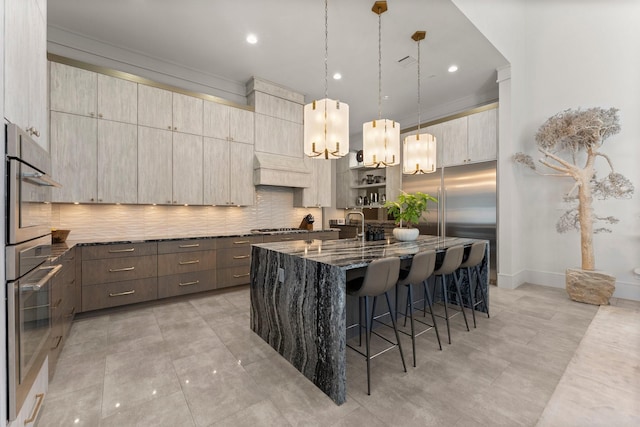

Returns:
253,152,311,188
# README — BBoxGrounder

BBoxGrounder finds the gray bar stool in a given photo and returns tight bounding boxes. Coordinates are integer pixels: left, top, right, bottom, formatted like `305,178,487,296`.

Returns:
457,241,490,328
396,250,442,367
346,257,407,395
433,245,469,344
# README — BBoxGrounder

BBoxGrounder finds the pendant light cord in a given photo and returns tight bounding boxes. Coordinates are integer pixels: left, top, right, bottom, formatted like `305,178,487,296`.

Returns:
417,38,421,131
324,0,329,101
378,7,382,120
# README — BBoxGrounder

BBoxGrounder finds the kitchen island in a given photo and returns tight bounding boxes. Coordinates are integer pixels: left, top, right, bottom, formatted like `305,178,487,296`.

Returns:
250,235,489,405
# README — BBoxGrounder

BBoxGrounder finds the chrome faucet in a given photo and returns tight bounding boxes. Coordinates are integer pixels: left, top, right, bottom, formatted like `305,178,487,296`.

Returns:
346,210,365,243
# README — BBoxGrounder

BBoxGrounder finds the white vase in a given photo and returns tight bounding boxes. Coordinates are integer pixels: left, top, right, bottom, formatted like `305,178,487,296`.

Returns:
393,227,419,241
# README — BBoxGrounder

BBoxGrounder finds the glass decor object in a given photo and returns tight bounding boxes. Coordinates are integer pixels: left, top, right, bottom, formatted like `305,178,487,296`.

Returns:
362,1,400,168
303,0,349,159
403,30,437,174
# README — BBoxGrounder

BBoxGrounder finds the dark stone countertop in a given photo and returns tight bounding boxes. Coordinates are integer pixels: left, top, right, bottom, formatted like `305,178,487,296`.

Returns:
49,229,340,262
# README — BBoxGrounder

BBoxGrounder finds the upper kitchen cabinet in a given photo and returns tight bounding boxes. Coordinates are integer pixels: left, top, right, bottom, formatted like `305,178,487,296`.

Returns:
294,158,332,208
51,112,98,203
138,85,203,135
203,137,254,206
435,107,498,167
137,127,173,205
50,62,137,124
4,0,48,147
137,127,203,205
203,100,254,144
51,111,137,203
467,108,498,163
254,114,303,157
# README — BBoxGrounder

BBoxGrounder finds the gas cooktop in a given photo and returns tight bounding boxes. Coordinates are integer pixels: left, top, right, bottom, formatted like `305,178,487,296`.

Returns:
250,228,306,234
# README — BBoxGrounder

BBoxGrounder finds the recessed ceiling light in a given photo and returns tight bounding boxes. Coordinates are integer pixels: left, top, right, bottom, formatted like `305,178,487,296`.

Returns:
333,72,342,80
246,34,258,44
383,95,390,100
448,65,458,73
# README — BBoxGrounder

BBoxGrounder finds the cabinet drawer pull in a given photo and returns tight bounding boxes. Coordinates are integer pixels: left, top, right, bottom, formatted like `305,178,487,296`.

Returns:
233,255,250,259
50,335,62,350
179,280,200,287
65,307,76,318
178,243,200,248
179,259,200,265
52,298,63,310
24,393,45,425
109,266,135,272
108,248,135,253
233,240,250,245
233,273,250,278
109,290,135,297
281,237,296,240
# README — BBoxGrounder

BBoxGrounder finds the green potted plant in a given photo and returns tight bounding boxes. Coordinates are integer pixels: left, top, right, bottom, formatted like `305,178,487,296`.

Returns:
384,191,438,241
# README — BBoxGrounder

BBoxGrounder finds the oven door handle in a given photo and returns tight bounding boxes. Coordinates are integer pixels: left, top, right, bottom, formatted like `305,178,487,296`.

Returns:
21,172,62,188
20,264,63,292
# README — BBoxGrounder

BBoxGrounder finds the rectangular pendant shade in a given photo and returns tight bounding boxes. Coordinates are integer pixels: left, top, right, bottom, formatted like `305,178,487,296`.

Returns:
304,98,349,159
403,132,437,174
362,119,400,167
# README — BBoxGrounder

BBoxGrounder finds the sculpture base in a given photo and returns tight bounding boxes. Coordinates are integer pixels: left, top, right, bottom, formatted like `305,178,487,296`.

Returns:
565,268,615,305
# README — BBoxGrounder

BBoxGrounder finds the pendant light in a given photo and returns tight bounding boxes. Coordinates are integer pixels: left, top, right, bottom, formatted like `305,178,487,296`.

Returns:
362,1,400,168
403,31,437,174
304,0,349,159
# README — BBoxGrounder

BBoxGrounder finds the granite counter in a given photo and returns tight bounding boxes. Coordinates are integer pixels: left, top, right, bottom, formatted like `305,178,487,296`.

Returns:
249,235,489,405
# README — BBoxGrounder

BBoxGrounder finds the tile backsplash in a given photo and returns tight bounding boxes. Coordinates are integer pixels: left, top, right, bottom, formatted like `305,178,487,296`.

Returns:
52,186,322,241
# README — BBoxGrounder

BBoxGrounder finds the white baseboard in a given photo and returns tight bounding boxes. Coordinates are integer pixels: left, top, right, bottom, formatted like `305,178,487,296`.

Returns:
513,269,640,302
496,270,528,289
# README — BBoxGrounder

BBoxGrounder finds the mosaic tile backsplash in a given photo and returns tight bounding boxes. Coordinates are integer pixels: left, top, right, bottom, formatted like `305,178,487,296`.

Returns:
52,186,322,241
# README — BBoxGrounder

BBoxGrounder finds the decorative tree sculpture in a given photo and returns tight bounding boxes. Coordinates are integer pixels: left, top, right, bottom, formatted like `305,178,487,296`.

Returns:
514,107,634,271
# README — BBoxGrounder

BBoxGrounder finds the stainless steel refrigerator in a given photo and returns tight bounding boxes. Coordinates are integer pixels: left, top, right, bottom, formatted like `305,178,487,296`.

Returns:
403,160,497,283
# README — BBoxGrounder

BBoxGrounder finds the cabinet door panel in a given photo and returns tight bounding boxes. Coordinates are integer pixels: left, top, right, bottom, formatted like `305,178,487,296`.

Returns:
203,137,229,205
315,158,332,207
51,112,97,202
173,133,203,205
229,142,255,206
467,108,497,163
4,0,30,130
203,100,229,139
98,74,138,124
138,85,172,130
254,114,302,156
29,1,48,148
98,121,138,203
50,62,97,117
229,108,254,144
173,93,203,135
440,117,468,167
137,126,173,204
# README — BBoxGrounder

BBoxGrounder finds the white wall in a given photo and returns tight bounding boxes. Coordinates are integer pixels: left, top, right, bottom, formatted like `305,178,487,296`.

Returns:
454,0,640,299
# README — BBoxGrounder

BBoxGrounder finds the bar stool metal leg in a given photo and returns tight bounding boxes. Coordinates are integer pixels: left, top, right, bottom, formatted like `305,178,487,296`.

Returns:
422,280,442,351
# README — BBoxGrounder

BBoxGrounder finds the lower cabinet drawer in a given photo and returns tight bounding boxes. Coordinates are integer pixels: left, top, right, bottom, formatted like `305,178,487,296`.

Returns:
49,320,64,380
82,278,158,311
82,255,157,286
216,247,252,267
158,269,217,299
157,250,216,276
217,266,251,288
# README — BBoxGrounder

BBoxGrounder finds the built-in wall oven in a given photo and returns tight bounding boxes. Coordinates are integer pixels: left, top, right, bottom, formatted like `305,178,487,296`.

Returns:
5,123,61,421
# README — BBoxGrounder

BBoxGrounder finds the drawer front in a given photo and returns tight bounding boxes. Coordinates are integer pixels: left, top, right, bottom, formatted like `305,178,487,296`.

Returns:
262,233,308,243
158,239,217,254
157,250,216,276
216,235,263,249
217,265,251,288
49,321,64,380
82,277,158,311
82,255,157,286
217,246,252,267
158,269,217,299
82,242,157,260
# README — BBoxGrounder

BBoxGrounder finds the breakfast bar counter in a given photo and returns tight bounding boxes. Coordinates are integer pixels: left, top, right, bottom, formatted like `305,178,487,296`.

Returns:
249,235,489,405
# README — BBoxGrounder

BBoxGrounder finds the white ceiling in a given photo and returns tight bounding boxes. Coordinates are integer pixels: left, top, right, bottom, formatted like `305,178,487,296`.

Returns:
47,0,508,136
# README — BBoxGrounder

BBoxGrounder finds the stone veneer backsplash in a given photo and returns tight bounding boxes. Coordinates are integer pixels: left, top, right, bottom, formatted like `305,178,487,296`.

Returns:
51,186,322,241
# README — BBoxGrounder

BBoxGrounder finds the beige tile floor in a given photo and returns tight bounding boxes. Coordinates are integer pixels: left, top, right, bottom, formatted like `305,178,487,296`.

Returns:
37,283,640,427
